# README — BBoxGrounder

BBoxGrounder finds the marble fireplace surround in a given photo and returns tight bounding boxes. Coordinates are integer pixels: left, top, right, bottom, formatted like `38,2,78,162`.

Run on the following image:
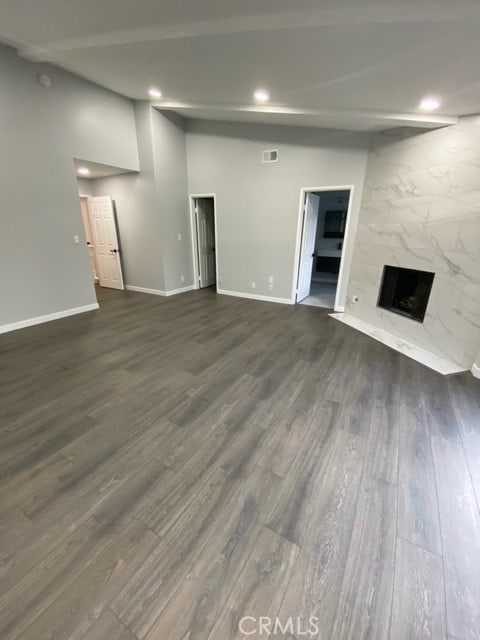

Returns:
337,116,480,376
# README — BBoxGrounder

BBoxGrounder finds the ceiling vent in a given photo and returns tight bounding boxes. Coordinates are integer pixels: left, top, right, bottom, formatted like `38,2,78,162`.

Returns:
262,149,279,163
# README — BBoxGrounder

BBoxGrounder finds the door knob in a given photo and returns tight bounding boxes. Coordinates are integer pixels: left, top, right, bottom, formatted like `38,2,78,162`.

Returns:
111,248,118,253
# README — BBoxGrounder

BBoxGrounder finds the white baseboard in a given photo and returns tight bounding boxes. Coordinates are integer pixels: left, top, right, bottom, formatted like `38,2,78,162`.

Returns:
217,288,293,305
126,284,194,297
472,363,480,379
165,285,194,296
126,285,166,296
0,303,99,335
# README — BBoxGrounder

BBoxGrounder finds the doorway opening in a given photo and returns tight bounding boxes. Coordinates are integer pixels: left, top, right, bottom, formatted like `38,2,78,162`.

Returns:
189,195,218,290
293,186,354,310
75,158,135,295
78,195,125,291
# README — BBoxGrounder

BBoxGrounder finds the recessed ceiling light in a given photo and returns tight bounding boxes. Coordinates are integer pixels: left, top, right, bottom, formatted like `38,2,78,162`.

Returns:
254,89,270,102
77,167,89,176
148,87,162,99
419,96,441,111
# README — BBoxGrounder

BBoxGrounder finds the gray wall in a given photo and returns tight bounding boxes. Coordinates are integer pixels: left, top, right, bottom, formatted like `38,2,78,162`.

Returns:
186,120,369,301
77,178,93,195
151,110,192,291
347,118,480,369
0,44,139,327
93,103,166,292
93,107,191,293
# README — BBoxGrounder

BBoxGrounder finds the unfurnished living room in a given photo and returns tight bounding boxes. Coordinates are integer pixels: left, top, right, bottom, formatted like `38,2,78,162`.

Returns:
1,2,480,639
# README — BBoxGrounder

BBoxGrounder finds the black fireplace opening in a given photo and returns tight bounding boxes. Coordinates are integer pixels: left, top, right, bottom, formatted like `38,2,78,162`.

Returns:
377,265,435,323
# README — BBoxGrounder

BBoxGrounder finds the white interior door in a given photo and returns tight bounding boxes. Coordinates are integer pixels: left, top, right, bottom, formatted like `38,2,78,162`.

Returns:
196,198,216,288
296,193,320,302
87,196,124,290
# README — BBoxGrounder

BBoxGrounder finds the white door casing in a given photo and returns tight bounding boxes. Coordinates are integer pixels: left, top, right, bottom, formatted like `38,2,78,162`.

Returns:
196,198,216,288
87,196,124,290
296,193,320,302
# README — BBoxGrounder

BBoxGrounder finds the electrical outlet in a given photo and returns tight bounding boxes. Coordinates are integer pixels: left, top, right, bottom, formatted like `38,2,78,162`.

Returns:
178,233,182,241
251,281,256,289
267,283,273,291
181,275,185,283
268,276,274,284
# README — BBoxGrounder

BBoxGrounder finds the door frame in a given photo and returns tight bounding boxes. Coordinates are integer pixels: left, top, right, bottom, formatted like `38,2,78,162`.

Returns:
189,193,219,290
291,185,355,311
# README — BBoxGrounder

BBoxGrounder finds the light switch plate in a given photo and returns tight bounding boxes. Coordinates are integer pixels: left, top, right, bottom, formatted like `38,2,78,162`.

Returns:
73,235,80,245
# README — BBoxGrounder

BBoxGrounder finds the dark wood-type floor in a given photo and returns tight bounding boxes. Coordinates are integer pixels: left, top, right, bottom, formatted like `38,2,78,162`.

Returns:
1,287,480,640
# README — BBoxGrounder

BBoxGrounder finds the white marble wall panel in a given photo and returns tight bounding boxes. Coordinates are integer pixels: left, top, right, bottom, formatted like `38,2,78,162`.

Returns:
347,117,480,370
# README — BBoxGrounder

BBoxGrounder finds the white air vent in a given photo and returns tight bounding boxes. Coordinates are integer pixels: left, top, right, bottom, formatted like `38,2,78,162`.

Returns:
262,149,279,163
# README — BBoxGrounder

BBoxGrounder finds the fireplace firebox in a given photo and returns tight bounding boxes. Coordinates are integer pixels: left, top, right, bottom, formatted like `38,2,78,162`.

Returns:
377,265,434,323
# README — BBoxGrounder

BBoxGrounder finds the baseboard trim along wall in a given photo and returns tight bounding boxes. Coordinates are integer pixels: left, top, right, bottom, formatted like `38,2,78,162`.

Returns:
217,288,293,305
472,363,480,379
125,284,194,297
0,303,99,335
330,312,467,376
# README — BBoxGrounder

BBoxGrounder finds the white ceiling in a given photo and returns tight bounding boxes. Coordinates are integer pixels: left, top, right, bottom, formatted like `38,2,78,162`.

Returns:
2,0,480,131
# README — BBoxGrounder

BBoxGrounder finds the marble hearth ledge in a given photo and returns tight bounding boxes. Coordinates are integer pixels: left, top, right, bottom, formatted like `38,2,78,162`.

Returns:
330,312,466,375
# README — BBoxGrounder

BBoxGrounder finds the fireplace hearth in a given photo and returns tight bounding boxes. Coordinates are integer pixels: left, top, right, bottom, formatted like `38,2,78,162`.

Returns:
377,265,435,323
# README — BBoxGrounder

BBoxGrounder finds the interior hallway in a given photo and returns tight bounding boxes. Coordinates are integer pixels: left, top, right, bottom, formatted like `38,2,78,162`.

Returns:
1,288,479,640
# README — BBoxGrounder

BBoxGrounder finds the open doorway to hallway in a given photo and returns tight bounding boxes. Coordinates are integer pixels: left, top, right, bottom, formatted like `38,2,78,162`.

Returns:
75,159,130,294
295,187,352,310
189,195,217,290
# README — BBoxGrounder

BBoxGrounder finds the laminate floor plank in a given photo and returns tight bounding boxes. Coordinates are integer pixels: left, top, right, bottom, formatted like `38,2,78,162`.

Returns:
364,401,400,485
0,417,173,589
397,403,442,555
431,435,480,639
473,476,480,514
390,537,446,640
330,477,397,640
140,468,283,640
267,403,352,548
110,466,232,632
1,287,479,640
274,428,365,640
15,519,157,640
448,374,480,480
0,509,32,563
423,374,462,443
0,452,72,525
206,526,299,640
78,610,137,640
0,518,106,638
